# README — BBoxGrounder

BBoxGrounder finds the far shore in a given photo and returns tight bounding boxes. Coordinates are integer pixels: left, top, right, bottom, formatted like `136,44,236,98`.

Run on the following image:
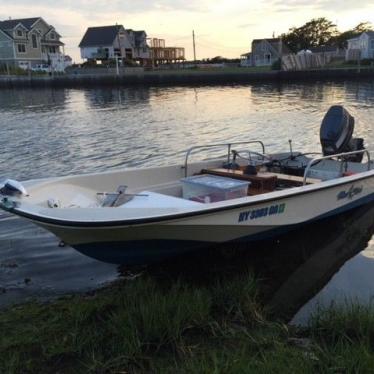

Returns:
0,66,374,88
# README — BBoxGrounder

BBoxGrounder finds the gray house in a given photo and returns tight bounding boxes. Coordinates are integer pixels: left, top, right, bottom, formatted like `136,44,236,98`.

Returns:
241,38,290,67
79,25,150,65
346,31,374,61
0,17,65,71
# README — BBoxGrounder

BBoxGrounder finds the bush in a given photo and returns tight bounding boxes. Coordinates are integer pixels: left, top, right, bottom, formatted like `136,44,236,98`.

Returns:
360,58,374,66
0,64,27,75
271,58,282,70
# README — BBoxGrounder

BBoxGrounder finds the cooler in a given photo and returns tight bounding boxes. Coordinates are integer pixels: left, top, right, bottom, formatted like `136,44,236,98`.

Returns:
181,174,250,203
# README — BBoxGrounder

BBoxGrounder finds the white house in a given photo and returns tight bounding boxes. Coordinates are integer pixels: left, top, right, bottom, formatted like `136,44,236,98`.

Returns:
346,31,374,61
79,25,150,65
240,38,290,67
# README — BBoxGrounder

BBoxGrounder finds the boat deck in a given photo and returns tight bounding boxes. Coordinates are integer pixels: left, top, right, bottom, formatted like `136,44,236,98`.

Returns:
201,168,321,196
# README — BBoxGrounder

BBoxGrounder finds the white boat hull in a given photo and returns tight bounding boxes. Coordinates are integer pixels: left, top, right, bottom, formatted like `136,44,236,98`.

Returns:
18,171,373,264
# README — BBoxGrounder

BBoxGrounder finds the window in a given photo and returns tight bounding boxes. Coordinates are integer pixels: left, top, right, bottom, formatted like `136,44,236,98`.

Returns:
49,46,56,53
32,34,38,48
371,40,374,49
17,44,26,53
16,29,23,37
50,32,55,40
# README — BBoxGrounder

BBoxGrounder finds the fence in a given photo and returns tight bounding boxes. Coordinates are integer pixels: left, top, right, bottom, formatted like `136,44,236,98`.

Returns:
282,53,334,71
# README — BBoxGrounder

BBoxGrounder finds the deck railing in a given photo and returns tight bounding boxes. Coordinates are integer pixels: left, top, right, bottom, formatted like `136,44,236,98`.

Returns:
303,149,372,185
183,141,265,177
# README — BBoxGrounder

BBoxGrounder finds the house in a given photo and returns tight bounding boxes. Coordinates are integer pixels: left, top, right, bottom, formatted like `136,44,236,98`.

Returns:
309,46,343,57
296,46,345,61
64,55,73,68
0,17,65,71
148,38,185,65
79,25,150,65
126,29,150,62
346,31,374,61
241,38,290,67
240,52,251,67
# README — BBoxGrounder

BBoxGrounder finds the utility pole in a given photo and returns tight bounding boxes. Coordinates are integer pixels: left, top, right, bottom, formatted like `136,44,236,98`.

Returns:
192,30,196,62
115,56,119,76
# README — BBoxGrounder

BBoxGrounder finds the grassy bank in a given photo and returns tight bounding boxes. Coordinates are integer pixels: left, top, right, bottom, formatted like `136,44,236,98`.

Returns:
1,269,374,373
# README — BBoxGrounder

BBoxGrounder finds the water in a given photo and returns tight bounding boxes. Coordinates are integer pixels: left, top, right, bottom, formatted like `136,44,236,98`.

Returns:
0,81,373,321
1,82,373,181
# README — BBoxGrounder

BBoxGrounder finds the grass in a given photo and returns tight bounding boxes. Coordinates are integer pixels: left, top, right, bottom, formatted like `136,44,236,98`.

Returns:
1,267,374,373
145,66,273,74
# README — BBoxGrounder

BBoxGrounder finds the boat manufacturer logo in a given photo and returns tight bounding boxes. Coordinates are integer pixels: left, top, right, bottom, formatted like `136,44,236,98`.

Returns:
337,185,363,200
238,203,286,223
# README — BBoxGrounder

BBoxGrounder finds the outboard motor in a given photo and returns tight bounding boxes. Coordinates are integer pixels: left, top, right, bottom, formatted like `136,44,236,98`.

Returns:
320,105,365,162
0,179,28,197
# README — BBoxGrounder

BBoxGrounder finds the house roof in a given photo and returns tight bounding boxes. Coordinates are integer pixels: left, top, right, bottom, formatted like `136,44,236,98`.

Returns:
123,29,147,48
134,30,147,47
252,37,282,44
79,25,123,47
0,17,63,44
309,46,338,53
0,17,40,31
252,38,291,55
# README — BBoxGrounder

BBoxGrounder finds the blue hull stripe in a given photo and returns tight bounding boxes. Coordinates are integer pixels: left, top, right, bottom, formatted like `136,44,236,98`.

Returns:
73,193,374,264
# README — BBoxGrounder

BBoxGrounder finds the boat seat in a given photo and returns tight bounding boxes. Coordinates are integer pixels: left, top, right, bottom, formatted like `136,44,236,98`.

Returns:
267,172,321,184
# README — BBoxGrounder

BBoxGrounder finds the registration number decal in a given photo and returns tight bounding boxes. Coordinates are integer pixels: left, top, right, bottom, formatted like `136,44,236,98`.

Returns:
238,203,286,222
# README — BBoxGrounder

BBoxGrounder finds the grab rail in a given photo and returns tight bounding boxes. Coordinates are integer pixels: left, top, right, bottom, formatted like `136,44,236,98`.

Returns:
182,141,266,177
303,149,372,185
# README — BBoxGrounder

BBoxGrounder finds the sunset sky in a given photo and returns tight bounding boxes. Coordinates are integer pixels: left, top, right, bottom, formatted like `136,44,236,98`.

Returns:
1,0,374,62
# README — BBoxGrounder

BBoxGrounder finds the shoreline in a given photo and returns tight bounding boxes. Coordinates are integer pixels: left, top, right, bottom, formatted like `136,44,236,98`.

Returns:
1,67,374,88
1,270,374,373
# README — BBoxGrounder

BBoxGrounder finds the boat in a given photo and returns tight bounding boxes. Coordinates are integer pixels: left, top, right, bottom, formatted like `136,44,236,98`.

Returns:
0,105,373,265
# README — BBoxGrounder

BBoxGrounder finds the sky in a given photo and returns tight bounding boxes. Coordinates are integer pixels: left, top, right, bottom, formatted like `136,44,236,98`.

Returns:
1,0,374,62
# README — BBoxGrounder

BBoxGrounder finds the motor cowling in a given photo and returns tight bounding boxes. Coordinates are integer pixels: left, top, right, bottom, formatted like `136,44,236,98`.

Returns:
320,105,365,162
0,179,28,197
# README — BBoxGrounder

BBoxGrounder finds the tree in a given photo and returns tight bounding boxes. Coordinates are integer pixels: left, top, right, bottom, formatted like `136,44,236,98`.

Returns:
330,22,373,48
281,18,339,52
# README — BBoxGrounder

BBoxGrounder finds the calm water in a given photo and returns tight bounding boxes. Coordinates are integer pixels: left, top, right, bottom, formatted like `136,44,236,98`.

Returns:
0,81,373,321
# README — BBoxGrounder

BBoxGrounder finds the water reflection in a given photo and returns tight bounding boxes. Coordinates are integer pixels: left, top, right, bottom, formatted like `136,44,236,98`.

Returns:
0,216,118,308
84,87,150,108
0,88,67,113
147,202,374,323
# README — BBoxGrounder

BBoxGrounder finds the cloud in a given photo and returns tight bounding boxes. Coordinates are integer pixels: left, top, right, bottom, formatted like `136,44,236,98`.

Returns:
237,23,256,29
0,0,210,15
270,0,374,13
1,0,374,61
